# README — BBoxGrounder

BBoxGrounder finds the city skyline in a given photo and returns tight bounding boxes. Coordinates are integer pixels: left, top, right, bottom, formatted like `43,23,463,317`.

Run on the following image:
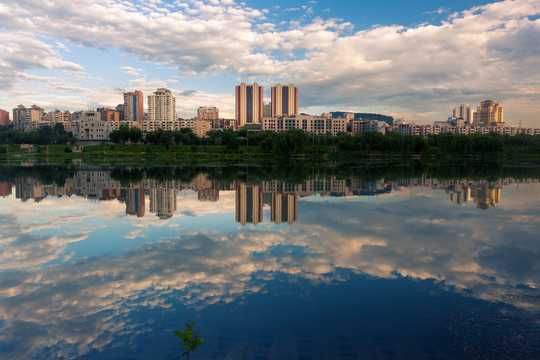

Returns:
1,0,540,126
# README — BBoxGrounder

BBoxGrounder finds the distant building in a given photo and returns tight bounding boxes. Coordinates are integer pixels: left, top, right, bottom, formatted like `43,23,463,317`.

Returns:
144,88,177,131
474,100,503,126
390,123,540,137
115,104,125,121
73,111,111,143
263,102,272,118
271,84,298,117
235,83,263,127
123,91,144,125
351,119,387,134
97,107,120,123
44,110,65,125
453,104,474,124
43,110,77,132
12,105,44,132
178,119,213,137
212,118,235,131
96,107,139,131
197,106,219,120
262,115,347,136
0,109,10,127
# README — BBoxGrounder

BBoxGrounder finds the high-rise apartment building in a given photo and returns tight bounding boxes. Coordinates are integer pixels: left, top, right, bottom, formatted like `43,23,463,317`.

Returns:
263,102,272,118
12,105,44,132
452,104,474,124
145,88,177,131
474,100,503,126
124,91,144,124
0,109,10,127
97,107,120,123
271,83,298,117
197,106,219,120
235,83,263,127
44,110,65,124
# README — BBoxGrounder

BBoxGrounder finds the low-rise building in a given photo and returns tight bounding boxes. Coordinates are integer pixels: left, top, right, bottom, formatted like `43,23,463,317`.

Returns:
350,119,387,134
262,115,347,136
73,111,111,143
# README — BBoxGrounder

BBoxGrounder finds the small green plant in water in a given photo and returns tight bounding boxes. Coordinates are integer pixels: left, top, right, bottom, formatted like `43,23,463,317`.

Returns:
174,321,204,359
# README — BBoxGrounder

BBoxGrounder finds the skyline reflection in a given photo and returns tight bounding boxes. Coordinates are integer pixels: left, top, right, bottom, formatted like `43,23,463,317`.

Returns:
2,168,532,221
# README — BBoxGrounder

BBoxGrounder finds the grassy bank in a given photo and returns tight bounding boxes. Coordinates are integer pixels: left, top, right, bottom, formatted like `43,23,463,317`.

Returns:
2,143,540,168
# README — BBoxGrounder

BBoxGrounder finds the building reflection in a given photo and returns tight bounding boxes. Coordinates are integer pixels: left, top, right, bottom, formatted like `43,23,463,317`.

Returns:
271,193,297,224
471,183,501,210
147,179,177,220
0,181,12,197
235,183,263,225
121,185,145,217
7,169,536,222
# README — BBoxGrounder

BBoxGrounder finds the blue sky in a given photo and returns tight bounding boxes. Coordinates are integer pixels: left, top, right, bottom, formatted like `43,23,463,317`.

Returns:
0,0,539,125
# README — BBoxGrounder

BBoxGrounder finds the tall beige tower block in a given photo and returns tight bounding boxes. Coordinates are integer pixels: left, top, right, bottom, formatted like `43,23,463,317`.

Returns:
235,83,263,127
271,84,299,117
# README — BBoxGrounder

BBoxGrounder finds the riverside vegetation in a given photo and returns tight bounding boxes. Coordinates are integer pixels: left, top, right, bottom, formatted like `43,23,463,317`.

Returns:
2,124,540,166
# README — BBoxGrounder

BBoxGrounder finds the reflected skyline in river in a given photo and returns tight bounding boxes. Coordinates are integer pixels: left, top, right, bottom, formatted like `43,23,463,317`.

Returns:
0,168,528,222
0,165,539,359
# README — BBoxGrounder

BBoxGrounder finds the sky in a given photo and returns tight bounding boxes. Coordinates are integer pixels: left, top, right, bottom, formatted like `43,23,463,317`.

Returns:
0,0,539,126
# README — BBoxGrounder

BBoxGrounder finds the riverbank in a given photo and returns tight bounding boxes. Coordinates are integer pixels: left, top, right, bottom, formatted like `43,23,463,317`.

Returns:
2,143,540,167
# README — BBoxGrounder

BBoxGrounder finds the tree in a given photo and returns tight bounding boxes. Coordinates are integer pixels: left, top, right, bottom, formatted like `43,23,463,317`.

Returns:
174,321,204,360
109,129,122,144
160,131,174,149
128,127,143,144
119,124,131,144
53,123,65,135
144,131,158,144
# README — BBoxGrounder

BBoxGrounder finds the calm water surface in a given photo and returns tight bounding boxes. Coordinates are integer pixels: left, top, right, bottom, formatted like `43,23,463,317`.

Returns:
0,165,539,359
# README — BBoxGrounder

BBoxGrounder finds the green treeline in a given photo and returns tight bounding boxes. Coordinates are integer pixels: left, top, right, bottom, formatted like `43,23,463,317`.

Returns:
135,128,540,156
0,124,74,145
3,124,540,156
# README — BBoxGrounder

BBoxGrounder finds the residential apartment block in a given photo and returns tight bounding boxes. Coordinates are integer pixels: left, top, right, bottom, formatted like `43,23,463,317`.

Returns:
391,123,540,137
178,119,213,137
148,88,176,122
197,106,219,120
0,109,10,127
350,119,387,134
271,83,298,117
123,91,144,124
474,100,503,126
452,104,474,124
262,115,347,136
235,82,263,127
73,111,111,143
12,105,44,132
